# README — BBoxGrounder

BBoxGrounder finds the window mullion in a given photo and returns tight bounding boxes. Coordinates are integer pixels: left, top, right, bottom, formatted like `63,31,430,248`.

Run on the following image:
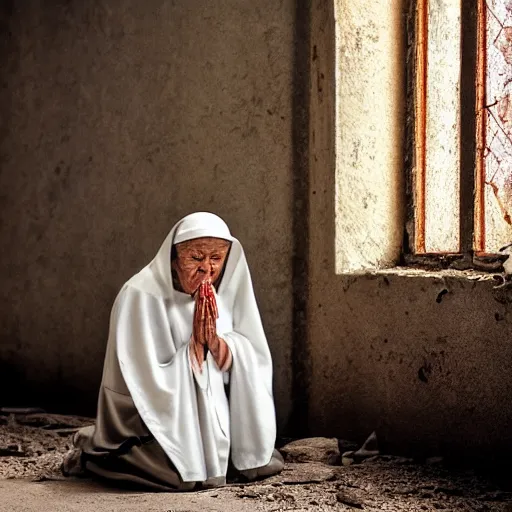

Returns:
459,0,479,258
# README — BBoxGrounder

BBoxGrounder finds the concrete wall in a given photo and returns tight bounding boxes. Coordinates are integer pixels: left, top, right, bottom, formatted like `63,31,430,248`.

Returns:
308,268,512,458
0,1,295,429
306,0,512,459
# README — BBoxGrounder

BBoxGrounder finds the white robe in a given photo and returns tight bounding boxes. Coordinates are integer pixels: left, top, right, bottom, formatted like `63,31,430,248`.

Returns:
108,212,276,482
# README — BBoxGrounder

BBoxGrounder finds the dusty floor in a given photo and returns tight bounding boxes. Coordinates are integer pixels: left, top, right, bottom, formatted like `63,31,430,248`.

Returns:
1,412,512,512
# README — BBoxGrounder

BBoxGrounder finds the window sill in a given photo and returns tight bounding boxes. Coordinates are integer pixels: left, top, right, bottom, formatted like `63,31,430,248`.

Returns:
342,266,498,282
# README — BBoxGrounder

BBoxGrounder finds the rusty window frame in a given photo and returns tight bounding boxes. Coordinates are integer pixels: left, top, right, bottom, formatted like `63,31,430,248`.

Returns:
403,0,508,272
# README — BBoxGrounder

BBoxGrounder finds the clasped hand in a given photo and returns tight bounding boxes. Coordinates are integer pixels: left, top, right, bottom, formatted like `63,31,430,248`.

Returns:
190,280,231,372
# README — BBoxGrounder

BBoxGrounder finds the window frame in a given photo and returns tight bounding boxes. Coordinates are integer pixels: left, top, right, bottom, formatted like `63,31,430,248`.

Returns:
402,0,508,272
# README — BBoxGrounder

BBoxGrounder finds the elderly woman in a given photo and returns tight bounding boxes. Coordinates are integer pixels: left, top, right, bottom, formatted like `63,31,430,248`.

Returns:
64,212,283,490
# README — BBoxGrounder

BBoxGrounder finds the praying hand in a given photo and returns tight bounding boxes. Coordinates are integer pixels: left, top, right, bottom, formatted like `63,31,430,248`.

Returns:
191,279,232,372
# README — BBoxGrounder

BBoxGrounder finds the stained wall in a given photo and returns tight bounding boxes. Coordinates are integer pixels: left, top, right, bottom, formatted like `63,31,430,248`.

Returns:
0,1,295,428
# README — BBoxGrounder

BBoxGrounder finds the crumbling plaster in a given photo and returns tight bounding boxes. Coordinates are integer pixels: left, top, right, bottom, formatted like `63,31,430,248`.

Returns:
308,269,512,457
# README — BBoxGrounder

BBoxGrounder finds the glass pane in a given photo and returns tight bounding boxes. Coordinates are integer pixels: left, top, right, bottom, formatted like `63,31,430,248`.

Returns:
484,0,512,253
424,0,461,253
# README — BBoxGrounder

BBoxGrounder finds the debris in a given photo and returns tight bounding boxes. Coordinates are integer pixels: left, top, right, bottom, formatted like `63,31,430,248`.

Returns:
434,486,464,497
342,451,355,466
31,473,67,482
237,490,259,499
0,413,93,480
478,490,512,501
61,448,85,477
0,446,26,457
273,491,296,502
53,428,81,437
425,456,444,466
391,456,415,465
280,437,340,465
361,455,380,464
336,491,364,509
353,432,379,462
436,288,449,303
0,408,46,415
1,414,512,511
13,414,93,429
277,463,336,484
500,243,512,275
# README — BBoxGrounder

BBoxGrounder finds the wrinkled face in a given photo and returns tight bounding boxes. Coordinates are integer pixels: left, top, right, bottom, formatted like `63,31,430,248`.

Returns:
172,237,231,295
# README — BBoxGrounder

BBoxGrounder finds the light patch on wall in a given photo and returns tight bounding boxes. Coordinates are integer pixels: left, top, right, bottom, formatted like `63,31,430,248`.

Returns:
424,0,461,253
334,0,404,273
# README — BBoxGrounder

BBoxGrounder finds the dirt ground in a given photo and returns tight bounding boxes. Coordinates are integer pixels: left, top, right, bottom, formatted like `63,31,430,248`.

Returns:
1,412,512,512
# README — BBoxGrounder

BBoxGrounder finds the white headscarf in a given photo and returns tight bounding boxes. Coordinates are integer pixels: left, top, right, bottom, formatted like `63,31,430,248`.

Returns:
112,212,277,482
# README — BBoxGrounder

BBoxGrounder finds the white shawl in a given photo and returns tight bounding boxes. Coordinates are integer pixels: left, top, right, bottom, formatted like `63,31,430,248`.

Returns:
111,212,276,482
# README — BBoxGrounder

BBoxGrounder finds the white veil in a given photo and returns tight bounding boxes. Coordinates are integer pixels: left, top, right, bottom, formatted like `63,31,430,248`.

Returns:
112,212,277,482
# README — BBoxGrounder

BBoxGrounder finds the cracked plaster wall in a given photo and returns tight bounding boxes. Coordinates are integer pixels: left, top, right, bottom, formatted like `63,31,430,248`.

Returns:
308,0,512,458
309,269,512,458
0,1,294,429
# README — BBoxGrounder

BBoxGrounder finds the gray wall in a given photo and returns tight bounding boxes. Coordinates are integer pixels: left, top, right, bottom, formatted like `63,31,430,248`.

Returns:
0,1,295,430
308,266,512,458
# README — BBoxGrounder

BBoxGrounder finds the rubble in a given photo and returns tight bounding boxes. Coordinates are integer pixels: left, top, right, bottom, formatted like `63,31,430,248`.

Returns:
280,437,340,465
1,415,512,511
0,411,93,480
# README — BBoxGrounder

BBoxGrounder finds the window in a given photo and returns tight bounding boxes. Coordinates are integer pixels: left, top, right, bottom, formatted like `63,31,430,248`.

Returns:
405,0,512,271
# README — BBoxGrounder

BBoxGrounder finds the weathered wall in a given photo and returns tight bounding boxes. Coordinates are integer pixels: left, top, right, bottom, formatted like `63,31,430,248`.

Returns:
308,269,512,458
307,0,512,458
0,1,295,429
334,0,404,272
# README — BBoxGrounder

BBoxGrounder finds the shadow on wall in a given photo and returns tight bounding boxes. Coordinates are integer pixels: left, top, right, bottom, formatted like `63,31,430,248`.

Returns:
0,1,296,429
307,269,512,461
0,358,98,416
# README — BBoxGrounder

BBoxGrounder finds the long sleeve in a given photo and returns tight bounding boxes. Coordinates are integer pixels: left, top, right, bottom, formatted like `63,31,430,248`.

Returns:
114,286,208,482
